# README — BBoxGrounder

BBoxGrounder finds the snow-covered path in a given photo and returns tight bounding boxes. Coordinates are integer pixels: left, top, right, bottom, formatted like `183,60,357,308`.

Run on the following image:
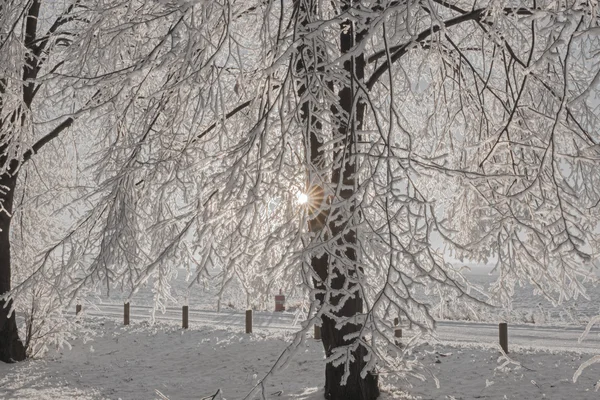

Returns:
80,304,600,353
434,320,600,353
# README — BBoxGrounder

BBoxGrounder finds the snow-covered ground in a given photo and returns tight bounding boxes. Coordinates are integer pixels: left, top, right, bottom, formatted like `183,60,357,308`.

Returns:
5,269,600,399
4,268,599,399
1,315,599,399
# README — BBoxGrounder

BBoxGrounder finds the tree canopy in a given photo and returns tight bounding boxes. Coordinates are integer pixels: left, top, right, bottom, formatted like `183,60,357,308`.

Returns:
2,0,600,398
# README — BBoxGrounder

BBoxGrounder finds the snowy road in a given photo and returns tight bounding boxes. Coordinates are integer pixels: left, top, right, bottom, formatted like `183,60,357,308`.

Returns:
80,303,600,353
434,320,600,353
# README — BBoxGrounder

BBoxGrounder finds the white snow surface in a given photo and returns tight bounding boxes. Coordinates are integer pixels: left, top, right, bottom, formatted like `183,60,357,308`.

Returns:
1,314,600,399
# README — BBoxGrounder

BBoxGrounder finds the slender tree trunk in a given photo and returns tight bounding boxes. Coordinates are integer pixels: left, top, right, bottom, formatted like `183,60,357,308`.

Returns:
0,0,43,363
0,172,26,362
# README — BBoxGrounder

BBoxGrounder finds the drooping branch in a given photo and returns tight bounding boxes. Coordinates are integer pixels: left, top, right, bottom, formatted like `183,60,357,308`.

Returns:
21,117,74,165
32,0,81,59
366,7,534,90
191,84,281,144
192,99,252,144
20,88,103,168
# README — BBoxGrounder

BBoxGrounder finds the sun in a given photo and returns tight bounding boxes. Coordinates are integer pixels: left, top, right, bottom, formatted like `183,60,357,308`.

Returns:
296,185,326,211
297,192,309,204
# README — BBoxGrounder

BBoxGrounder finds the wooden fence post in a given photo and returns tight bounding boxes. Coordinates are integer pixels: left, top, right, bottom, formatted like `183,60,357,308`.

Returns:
275,290,285,312
499,322,508,353
182,305,189,329
76,304,82,315
394,317,402,346
124,303,130,326
394,327,403,345
245,309,252,333
314,325,321,340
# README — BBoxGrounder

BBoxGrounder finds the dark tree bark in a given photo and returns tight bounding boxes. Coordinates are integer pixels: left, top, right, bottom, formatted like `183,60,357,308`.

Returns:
318,5,378,399
0,0,40,363
0,172,26,363
296,1,379,398
0,0,73,362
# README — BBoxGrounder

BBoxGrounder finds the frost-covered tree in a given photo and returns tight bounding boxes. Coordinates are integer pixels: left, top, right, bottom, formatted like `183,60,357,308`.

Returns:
14,0,600,398
0,0,184,362
29,0,246,310
0,0,88,362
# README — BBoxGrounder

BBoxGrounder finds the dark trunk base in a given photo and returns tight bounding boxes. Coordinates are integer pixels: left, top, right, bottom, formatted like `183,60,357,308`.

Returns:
320,312,380,400
324,353,379,400
0,300,26,363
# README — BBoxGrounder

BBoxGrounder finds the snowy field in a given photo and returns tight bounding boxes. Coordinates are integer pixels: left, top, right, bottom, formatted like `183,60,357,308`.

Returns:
3,270,600,399
1,316,600,400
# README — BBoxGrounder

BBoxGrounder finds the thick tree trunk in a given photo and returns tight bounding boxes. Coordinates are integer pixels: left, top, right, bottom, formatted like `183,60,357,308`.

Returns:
314,4,379,399
312,253,379,400
296,0,379,398
321,323,379,400
0,173,26,363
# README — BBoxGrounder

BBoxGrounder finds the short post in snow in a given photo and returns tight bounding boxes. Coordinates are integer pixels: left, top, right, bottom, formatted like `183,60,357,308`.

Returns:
394,317,402,346
124,302,130,326
499,322,508,353
76,304,82,315
275,289,285,312
246,309,252,334
182,305,189,329
314,325,321,340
